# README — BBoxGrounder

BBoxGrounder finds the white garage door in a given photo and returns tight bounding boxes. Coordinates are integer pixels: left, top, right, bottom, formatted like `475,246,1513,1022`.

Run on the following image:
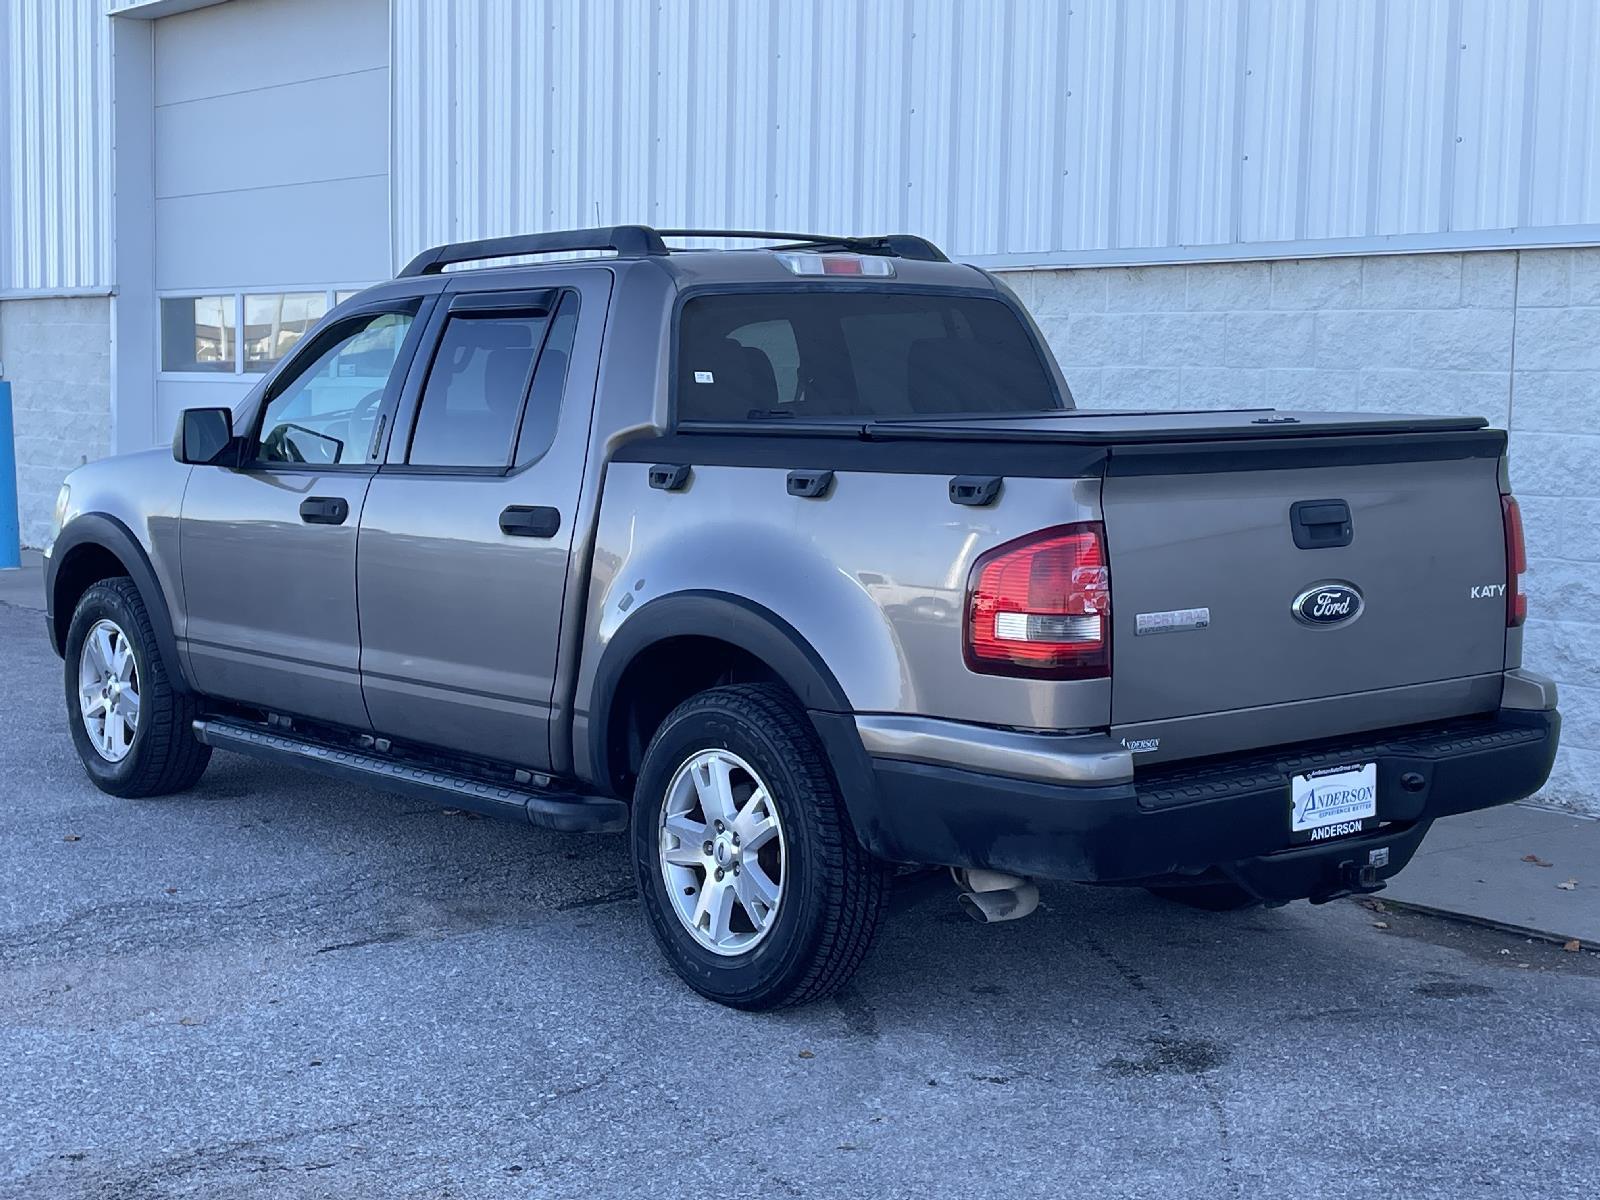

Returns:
153,0,390,424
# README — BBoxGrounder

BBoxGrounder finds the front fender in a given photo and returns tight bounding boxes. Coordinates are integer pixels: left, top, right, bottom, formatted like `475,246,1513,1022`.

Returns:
47,512,192,692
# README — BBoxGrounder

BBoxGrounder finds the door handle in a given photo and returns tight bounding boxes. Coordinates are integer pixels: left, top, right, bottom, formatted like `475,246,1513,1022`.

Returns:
299,496,349,525
499,505,561,538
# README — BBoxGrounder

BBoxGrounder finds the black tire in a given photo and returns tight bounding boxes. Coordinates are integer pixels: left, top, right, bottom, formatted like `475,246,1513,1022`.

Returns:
64,577,211,798
631,684,889,1010
1145,881,1261,911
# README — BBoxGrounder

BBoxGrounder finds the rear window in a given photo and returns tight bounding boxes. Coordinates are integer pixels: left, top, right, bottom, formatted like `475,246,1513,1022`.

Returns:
677,291,1062,422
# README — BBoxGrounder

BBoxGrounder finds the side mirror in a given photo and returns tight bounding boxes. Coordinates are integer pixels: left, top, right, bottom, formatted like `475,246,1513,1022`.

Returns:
173,407,237,465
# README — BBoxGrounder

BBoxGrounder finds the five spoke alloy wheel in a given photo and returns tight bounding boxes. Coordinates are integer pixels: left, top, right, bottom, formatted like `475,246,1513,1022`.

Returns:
77,618,141,763
658,749,786,955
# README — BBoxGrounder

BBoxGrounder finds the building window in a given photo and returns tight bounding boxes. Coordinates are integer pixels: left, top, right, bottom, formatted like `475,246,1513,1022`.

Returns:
244,292,330,372
159,286,372,376
160,296,236,373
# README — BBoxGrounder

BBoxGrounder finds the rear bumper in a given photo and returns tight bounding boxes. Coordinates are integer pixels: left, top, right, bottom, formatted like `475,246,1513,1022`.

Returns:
820,705,1559,905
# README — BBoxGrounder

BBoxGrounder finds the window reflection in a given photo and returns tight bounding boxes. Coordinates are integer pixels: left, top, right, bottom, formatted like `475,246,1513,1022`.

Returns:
160,296,236,372
243,292,330,372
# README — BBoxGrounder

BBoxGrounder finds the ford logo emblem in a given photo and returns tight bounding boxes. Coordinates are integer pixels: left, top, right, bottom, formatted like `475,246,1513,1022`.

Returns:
1292,582,1364,627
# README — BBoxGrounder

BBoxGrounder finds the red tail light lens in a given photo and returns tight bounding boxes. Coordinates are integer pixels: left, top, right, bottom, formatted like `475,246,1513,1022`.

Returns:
1502,495,1527,628
965,523,1110,679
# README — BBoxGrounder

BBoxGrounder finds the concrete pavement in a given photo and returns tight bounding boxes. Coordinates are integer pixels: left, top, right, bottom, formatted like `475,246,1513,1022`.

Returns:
0,550,43,612
1383,803,1600,945
2,568,1598,1198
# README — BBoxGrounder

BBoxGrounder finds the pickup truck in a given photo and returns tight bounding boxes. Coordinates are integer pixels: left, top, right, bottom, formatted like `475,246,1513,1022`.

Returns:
44,226,1560,1009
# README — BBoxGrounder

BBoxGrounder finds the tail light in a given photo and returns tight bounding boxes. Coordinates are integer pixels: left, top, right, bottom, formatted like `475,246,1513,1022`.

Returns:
1502,495,1527,627
965,522,1110,679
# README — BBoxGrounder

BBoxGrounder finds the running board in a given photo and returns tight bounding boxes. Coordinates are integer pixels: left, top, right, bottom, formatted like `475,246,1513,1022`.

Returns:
192,719,628,834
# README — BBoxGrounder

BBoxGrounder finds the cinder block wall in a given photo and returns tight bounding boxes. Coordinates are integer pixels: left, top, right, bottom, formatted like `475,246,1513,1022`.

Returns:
1000,248,1599,815
0,297,113,548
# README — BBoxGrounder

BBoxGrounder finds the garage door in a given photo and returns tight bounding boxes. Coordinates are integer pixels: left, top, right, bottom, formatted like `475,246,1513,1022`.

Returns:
153,0,390,427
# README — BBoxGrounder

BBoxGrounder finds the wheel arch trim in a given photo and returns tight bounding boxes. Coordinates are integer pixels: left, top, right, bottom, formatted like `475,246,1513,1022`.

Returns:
584,590,852,792
47,513,193,694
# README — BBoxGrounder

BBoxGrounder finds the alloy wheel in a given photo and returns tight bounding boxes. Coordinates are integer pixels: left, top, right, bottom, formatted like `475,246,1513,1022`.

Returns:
78,618,141,763
658,749,787,955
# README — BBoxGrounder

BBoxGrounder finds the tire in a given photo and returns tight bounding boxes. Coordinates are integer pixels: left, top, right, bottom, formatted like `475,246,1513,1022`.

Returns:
64,577,211,798
631,683,889,1010
1145,881,1260,912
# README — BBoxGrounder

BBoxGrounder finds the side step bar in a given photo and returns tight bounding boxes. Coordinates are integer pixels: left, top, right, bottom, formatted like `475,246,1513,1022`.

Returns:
193,719,628,834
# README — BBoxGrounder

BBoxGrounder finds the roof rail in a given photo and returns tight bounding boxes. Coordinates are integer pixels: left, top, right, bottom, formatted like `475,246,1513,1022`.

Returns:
398,225,669,276
654,229,949,262
396,225,951,277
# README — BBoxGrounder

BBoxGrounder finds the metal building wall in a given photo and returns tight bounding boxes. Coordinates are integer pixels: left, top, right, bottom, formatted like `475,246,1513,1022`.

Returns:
0,0,113,295
391,0,1600,269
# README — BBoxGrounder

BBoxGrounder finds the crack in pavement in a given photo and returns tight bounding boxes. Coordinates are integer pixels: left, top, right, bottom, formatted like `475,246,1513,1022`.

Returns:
0,877,387,961
1082,931,1241,1197
53,1111,412,1200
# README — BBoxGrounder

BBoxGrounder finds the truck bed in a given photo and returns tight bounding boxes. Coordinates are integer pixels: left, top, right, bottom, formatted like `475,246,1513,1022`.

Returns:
619,404,1512,766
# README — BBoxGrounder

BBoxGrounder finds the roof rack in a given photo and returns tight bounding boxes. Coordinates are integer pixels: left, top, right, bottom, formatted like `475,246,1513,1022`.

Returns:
399,225,670,276
398,225,949,276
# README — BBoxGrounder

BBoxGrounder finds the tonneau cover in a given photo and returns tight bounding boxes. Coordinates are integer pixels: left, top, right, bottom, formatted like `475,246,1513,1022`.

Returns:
679,408,1491,445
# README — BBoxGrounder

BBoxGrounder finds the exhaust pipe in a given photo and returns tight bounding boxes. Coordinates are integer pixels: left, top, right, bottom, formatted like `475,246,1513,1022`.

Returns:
952,868,1040,924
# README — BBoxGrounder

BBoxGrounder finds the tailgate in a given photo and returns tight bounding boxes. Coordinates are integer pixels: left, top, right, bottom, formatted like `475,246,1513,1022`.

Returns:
1103,438,1509,758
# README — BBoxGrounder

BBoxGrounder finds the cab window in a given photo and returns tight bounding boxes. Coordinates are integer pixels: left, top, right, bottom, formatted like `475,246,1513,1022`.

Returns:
255,308,417,466
677,291,1061,422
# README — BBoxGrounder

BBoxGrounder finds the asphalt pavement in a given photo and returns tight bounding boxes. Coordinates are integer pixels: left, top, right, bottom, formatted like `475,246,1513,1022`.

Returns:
2,589,1598,1199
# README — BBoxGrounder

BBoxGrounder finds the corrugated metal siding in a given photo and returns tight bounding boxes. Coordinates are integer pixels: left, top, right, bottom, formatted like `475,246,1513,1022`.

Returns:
391,0,1600,269
0,0,113,293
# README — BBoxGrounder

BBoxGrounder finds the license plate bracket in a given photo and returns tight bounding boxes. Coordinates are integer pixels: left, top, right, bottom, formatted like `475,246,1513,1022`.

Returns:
1289,762,1378,845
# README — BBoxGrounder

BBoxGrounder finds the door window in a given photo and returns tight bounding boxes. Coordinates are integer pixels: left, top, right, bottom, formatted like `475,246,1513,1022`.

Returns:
513,292,579,466
408,312,551,468
255,309,417,466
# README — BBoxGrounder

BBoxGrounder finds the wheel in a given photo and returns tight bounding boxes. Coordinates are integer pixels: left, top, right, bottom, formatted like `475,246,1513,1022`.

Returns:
64,577,211,798
1145,881,1260,911
631,683,890,1010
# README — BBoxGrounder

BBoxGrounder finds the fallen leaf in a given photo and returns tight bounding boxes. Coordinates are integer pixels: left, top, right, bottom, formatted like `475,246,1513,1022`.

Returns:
1557,879,1578,891
1563,939,1581,953
1361,899,1387,913
797,1049,815,1060
163,887,178,895
62,834,81,843
1522,854,1553,868
1372,921,1390,930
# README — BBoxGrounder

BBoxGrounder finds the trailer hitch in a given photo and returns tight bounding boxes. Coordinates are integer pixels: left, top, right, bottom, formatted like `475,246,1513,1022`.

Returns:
1308,857,1388,905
